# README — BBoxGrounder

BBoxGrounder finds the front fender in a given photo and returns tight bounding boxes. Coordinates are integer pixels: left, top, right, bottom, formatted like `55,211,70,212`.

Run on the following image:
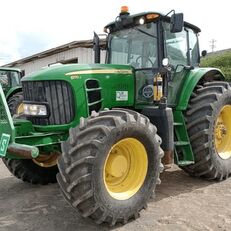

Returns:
5,86,22,99
176,67,225,110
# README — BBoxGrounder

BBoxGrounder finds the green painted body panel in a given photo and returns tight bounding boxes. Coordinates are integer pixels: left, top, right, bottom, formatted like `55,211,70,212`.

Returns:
22,64,134,132
168,67,225,110
0,83,15,143
0,62,226,164
5,86,22,99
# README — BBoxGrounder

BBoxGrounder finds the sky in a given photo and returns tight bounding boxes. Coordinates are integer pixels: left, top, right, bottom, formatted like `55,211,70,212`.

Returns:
0,0,230,65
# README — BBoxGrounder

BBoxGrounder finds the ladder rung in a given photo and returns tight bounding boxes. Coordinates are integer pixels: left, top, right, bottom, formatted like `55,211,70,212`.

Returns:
174,141,189,146
178,160,194,166
174,122,183,126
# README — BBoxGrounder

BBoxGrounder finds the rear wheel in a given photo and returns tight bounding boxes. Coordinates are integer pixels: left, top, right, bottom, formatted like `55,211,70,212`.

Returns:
57,109,163,226
183,81,231,180
2,152,59,184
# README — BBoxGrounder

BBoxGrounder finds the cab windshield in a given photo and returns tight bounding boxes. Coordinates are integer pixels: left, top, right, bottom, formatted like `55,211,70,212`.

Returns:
0,70,21,87
108,22,158,69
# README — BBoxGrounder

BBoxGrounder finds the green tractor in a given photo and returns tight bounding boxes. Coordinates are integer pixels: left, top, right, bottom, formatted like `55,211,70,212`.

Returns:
0,7,231,226
0,67,24,115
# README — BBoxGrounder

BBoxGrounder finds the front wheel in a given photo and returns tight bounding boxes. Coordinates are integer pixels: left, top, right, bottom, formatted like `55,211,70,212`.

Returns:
183,81,231,180
57,109,164,226
2,152,59,184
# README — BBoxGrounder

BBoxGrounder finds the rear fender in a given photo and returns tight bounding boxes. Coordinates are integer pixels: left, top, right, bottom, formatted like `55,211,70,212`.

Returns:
176,67,225,110
5,86,22,99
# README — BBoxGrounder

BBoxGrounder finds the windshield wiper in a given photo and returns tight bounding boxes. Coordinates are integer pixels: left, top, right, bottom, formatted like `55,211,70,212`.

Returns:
134,28,157,39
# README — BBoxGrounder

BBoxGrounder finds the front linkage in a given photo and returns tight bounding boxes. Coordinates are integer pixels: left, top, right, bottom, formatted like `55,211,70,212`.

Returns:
0,83,67,184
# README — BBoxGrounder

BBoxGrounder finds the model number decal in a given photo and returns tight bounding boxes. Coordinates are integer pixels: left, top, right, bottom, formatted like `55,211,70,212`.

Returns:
0,133,10,157
116,91,128,101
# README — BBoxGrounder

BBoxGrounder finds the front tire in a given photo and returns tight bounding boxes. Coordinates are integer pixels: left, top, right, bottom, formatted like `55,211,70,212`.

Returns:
57,109,163,226
183,81,231,180
2,153,59,184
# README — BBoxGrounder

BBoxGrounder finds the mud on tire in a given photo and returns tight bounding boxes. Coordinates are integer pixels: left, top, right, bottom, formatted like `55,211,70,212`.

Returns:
57,109,164,226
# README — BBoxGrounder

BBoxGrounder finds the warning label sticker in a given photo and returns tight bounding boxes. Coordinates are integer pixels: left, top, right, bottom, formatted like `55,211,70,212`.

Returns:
116,91,128,101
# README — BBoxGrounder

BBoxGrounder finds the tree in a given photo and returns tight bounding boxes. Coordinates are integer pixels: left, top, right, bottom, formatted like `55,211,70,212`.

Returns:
201,51,231,80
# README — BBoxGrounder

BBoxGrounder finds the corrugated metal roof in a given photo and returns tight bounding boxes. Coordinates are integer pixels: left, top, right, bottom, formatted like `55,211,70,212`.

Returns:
4,39,106,67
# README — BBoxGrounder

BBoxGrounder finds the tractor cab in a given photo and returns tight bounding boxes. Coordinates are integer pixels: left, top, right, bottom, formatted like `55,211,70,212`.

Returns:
102,7,201,106
0,67,23,96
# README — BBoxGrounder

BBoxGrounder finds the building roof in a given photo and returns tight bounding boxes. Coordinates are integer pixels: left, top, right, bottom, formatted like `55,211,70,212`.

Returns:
4,39,106,67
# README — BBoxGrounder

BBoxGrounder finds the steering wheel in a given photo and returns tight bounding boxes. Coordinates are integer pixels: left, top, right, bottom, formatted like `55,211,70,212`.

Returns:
135,56,155,68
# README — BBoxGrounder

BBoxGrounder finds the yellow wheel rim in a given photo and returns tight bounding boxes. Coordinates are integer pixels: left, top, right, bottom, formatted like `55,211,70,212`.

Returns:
215,105,231,159
33,152,59,168
17,103,24,115
103,138,148,200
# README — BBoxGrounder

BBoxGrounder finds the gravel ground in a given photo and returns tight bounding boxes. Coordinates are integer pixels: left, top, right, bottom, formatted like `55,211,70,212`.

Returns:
0,160,231,231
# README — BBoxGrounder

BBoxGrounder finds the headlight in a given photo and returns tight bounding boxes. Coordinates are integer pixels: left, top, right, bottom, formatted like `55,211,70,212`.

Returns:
23,103,48,116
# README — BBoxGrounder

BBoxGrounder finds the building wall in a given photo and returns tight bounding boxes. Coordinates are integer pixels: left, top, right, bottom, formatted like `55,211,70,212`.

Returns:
14,47,106,75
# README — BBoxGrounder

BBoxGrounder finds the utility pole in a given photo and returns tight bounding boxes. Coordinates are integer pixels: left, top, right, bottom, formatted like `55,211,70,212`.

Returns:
209,39,217,52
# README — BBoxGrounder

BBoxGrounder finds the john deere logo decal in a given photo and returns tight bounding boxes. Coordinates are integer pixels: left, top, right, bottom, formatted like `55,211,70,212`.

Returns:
0,133,10,157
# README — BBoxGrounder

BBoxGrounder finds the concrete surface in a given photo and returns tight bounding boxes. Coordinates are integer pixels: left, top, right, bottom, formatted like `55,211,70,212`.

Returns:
1,160,231,231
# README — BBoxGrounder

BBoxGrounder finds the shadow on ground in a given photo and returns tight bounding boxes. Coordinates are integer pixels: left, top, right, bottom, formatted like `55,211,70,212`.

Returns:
154,166,215,202
0,165,216,231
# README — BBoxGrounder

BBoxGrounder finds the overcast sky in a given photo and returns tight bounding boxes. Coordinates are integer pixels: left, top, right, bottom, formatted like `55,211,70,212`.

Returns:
0,0,230,65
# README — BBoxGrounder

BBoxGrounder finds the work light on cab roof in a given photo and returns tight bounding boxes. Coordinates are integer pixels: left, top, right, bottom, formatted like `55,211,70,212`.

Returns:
120,6,129,15
104,6,160,33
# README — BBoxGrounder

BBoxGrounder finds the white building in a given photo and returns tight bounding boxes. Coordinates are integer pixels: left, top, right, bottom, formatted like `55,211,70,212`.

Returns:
3,39,106,75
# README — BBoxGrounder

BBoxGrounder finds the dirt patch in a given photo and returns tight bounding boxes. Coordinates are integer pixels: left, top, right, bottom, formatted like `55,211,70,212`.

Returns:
0,160,231,231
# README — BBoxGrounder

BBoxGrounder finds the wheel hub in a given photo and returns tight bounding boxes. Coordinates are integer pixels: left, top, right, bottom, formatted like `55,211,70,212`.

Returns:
215,105,231,159
33,152,59,168
106,153,128,178
104,138,148,200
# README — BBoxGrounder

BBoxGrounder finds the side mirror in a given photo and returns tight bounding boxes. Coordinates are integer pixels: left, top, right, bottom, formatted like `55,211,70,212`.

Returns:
93,32,100,63
170,13,184,33
20,70,25,77
201,50,207,57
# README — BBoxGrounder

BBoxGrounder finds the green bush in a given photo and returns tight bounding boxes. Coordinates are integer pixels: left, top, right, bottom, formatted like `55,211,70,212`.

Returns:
201,51,231,80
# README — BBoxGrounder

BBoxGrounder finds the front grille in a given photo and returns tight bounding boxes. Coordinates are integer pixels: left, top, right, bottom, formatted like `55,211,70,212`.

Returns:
22,80,75,125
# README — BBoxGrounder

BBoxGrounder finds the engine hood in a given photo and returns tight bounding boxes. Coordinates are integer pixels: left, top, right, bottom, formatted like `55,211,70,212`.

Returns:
22,64,133,81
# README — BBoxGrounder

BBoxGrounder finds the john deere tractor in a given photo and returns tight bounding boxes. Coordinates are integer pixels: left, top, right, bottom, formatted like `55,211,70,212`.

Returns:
0,67,24,115
0,7,230,226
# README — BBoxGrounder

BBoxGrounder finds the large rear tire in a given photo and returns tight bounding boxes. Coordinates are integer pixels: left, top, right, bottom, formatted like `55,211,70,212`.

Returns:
7,91,24,116
57,109,163,226
183,81,231,180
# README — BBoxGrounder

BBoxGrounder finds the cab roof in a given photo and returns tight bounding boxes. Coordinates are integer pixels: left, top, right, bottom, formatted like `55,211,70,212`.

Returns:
0,67,21,72
105,11,201,33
